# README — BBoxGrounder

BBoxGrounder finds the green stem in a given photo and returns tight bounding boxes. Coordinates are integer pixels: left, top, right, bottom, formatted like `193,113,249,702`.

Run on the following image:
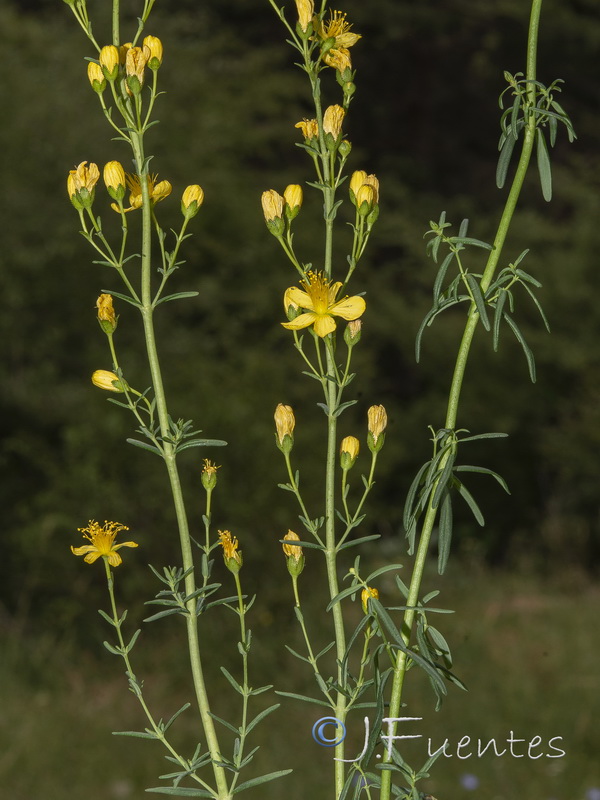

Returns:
112,0,119,46
379,3,543,798
102,559,214,796
130,129,230,800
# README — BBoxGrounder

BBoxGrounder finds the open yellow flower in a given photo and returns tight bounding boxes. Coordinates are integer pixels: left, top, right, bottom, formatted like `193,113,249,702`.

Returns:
314,9,361,70
314,9,361,49
71,520,138,567
114,173,172,213
281,272,365,338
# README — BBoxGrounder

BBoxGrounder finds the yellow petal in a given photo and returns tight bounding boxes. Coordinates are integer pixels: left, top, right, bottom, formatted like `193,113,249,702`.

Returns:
281,312,317,330
330,295,366,321
313,315,337,337
107,551,124,567
327,280,344,305
71,545,96,556
285,286,313,310
83,551,102,564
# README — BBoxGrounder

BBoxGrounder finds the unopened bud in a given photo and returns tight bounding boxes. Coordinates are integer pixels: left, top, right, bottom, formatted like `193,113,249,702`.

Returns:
181,184,204,218
103,160,126,201
340,436,360,470
361,586,379,614
143,35,163,70
96,293,117,334
91,369,128,393
284,184,303,220
367,405,387,453
99,45,119,81
261,190,285,237
87,61,106,93
274,403,295,454
282,530,305,577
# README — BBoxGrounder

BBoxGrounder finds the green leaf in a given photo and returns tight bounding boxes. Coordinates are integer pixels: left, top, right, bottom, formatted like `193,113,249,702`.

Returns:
233,769,292,794
126,438,163,455
496,131,517,189
163,703,191,732
145,788,213,797
464,274,490,330
504,313,537,382
338,534,380,551
154,291,199,306
113,729,158,739
432,251,455,306
100,288,142,308
492,288,507,351
536,128,552,201
454,464,510,493
246,704,280,735
176,438,227,452
437,490,453,574
510,94,521,139
274,691,331,708
455,479,485,526
333,400,357,418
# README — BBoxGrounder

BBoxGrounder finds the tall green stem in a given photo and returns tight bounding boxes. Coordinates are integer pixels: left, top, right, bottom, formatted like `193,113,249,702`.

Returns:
379,2,543,798
130,131,230,800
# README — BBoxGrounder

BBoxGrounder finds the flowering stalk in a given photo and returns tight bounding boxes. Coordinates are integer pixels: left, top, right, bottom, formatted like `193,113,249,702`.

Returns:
379,3,546,799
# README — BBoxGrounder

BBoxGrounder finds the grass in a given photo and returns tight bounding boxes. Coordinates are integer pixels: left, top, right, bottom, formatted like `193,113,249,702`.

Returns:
1,560,599,800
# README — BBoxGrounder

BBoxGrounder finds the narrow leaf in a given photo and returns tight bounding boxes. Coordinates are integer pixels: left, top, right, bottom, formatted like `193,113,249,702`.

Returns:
536,128,552,201
437,490,453,574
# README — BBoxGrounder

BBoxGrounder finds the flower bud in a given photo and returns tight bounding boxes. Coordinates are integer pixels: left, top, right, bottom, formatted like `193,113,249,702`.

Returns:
322,105,345,146
181,184,205,219
143,35,163,70
261,190,285,237
356,183,375,216
67,161,100,209
219,530,242,574
87,61,106,93
201,459,220,491
349,170,367,205
282,530,305,577
340,436,360,471
151,179,172,203
338,140,352,159
361,586,379,614
99,45,119,81
91,369,128,393
274,403,295,454
294,0,314,33
103,160,126,201
125,46,148,94
284,184,303,220
96,293,117,334
344,319,362,348
367,404,387,453
364,174,380,204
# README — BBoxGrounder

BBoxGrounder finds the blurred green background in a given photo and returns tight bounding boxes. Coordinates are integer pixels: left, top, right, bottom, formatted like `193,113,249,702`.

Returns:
1,0,599,798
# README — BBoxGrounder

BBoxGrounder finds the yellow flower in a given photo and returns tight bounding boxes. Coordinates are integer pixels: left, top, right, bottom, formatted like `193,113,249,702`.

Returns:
350,170,367,200
294,0,314,32
71,520,138,567
274,403,295,451
295,118,319,141
219,530,243,573
125,45,149,93
367,404,388,452
281,271,365,338
96,293,117,333
363,173,380,204
181,184,204,218
322,105,345,139
67,161,100,209
261,189,285,222
87,61,106,92
99,45,119,80
324,46,352,72
201,458,220,491
356,183,375,215
103,160,126,201
284,184,303,211
340,435,360,470
143,35,163,69
91,369,127,392
282,530,305,577
119,173,171,212
361,586,379,614
315,9,361,49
